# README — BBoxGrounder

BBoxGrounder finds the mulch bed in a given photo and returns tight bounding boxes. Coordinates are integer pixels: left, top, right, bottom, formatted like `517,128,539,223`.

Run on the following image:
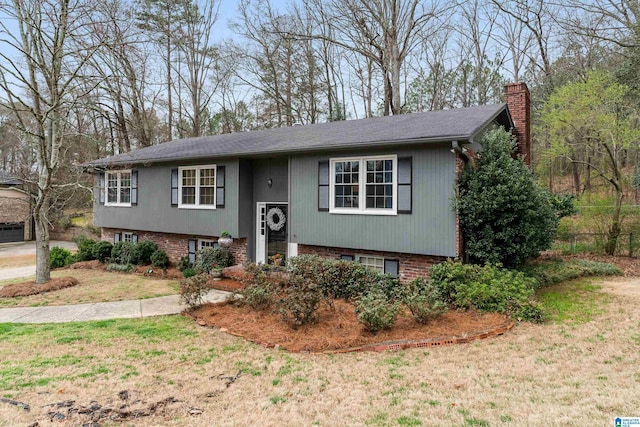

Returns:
69,260,105,270
0,277,79,298
191,299,509,353
133,265,183,280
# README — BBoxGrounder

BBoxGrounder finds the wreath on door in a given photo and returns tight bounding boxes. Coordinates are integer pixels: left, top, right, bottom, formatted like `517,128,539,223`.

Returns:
266,207,286,231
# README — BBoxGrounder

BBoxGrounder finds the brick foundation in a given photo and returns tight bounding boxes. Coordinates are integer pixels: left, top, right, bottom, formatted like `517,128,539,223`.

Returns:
297,244,446,283
101,228,248,265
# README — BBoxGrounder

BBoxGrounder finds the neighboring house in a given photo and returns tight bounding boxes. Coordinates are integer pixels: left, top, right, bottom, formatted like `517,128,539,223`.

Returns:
0,170,32,243
85,83,530,282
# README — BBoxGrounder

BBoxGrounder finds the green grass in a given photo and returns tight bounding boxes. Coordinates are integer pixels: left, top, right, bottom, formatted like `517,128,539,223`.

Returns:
537,278,610,324
0,316,197,346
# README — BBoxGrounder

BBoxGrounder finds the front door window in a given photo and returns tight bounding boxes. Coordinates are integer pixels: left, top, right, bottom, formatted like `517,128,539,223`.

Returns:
265,204,287,263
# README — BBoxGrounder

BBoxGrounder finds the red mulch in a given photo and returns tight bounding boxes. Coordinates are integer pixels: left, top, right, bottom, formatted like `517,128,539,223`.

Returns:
69,260,105,270
191,299,508,353
206,278,244,292
133,265,183,279
0,277,80,298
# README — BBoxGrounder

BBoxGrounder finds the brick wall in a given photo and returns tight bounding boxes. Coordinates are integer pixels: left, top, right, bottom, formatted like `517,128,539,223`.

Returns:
298,244,446,283
504,82,531,165
101,227,248,265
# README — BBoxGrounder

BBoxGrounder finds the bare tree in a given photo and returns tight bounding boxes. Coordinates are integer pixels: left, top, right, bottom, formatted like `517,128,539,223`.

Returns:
0,0,102,283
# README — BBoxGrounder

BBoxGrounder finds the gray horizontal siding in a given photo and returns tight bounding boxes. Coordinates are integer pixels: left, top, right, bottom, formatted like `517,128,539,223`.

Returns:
94,160,240,237
289,145,457,257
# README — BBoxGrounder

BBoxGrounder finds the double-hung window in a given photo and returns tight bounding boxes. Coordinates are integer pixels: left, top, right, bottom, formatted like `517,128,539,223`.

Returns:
105,170,132,207
330,155,397,214
179,165,216,209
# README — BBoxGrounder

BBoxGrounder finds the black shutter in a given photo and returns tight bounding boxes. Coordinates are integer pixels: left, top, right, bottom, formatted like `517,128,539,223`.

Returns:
114,233,121,243
398,157,412,214
188,239,197,263
132,234,138,243
171,168,178,207
384,259,399,278
340,254,354,261
98,172,105,205
216,166,225,208
131,170,138,206
318,160,329,211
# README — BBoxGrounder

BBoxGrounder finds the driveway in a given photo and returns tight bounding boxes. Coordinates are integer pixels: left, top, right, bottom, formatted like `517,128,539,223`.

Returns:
0,240,78,280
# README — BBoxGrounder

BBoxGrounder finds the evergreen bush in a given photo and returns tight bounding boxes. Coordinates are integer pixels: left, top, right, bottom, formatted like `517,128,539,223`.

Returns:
92,241,113,263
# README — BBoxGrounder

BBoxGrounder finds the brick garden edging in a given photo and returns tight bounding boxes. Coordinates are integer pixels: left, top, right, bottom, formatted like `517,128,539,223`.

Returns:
209,320,515,354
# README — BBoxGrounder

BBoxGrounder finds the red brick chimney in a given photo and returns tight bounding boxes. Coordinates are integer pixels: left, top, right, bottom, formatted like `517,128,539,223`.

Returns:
503,82,531,165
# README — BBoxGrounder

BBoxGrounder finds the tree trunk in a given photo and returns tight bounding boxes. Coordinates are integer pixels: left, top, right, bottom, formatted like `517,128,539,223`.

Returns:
34,193,50,284
605,189,624,256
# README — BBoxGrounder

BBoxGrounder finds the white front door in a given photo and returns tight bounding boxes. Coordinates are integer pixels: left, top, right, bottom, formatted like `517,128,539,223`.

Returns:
256,202,288,264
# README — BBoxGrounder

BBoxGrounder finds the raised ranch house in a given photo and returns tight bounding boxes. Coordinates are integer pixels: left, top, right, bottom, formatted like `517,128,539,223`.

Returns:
0,170,32,243
85,83,531,282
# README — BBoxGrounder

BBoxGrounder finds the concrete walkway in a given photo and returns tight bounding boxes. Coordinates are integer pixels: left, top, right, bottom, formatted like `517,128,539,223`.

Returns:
0,290,230,324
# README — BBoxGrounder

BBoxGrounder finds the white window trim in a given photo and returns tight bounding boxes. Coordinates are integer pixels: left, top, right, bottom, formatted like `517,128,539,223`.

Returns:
178,165,217,209
329,155,397,215
105,170,132,207
198,239,218,250
123,232,134,242
356,254,385,273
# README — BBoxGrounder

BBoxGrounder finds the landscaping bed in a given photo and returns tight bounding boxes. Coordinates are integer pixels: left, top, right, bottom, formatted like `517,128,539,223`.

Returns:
0,277,79,297
191,299,509,353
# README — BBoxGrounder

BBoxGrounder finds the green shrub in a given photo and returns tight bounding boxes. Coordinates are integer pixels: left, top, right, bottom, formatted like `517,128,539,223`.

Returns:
74,237,97,261
355,290,400,333
194,247,234,273
287,255,399,301
106,263,134,272
402,277,447,324
430,260,537,315
111,241,136,265
182,267,197,278
177,255,193,272
133,240,159,265
513,301,545,323
457,128,559,267
522,258,622,287
240,283,274,311
277,275,325,328
150,250,170,268
50,246,74,269
179,274,209,310
92,241,113,263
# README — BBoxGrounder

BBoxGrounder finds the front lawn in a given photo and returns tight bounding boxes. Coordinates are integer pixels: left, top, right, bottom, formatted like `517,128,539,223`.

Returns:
0,276,639,426
0,269,179,307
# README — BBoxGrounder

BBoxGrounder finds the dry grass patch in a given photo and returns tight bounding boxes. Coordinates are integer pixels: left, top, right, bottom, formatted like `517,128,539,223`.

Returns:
0,254,35,269
0,280,640,426
0,269,178,307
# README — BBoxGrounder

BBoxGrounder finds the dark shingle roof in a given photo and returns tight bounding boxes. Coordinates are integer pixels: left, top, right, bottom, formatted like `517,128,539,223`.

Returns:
86,103,509,167
0,170,21,185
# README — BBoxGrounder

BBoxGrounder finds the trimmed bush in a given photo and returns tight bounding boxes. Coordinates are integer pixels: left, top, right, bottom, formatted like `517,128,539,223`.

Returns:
430,260,537,316
106,263,134,272
277,275,324,328
50,246,74,269
401,277,447,324
74,237,97,261
111,241,136,265
235,262,277,310
194,247,234,273
177,255,193,272
355,290,400,333
150,250,170,268
179,274,209,310
287,254,399,301
92,241,113,263
182,267,197,278
133,240,159,265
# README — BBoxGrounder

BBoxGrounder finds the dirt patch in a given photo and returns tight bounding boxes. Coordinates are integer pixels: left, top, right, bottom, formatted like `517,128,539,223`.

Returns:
191,299,508,353
0,276,79,298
